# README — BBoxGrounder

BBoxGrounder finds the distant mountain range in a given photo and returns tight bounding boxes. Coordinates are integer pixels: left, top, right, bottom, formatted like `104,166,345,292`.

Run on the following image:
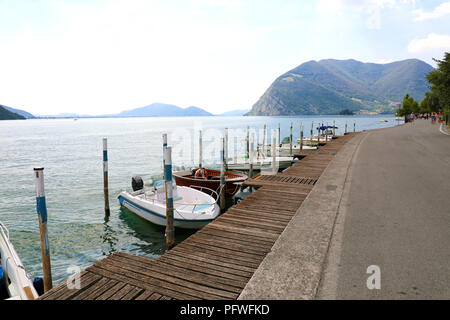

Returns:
38,104,247,118
116,103,213,117
248,58,434,115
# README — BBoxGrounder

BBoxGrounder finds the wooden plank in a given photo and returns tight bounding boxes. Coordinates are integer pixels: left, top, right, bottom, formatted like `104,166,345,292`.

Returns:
135,290,156,300
110,253,244,293
121,286,144,300
88,265,200,300
109,284,138,300
166,248,255,275
94,258,234,299
95,281,127,300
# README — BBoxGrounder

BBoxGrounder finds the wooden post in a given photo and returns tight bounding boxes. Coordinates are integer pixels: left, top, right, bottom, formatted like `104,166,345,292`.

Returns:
310,121,314,144
220,137,225,212
353,122,356,132
278,123,281,147
249,133,254,179
246,126,250,159
163,147,175,250
33,168,53,292
289,122,293,156
317,124,320,145
162,134,167,179
102,138,110,217
300,122,304,151
325,122,328,142
262,124,266,156
199,130,202,168
225,128,229,171
272,131,277,174
333,120,336,136
345,122,347,134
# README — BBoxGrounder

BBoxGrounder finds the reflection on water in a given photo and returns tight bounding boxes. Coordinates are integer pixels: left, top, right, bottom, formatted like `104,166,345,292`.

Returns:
118,207,196,257
101,216,118,257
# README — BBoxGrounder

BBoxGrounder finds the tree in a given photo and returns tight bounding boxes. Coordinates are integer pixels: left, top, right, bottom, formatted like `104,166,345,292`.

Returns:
396,93,419,116
426,52,450,110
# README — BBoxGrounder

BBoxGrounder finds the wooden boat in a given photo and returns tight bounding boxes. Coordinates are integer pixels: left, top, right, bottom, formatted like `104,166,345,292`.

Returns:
1,222,39,300
173,168,247,197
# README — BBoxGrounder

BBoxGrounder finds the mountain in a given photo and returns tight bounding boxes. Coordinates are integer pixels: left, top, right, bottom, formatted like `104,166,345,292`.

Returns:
1,105,35,118
117,103,213,117
248,58,434,115
0,105,26,120
216,109,250,116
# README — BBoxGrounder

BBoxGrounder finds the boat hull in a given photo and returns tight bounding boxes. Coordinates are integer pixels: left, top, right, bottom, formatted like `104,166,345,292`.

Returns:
118,188,220,229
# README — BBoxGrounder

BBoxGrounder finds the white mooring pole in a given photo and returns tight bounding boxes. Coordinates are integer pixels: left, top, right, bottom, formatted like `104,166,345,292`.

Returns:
164,147,175,250
34,168,53,292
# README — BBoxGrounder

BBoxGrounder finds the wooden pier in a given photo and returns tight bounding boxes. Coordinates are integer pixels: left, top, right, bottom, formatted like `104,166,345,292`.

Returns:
39,133,358,300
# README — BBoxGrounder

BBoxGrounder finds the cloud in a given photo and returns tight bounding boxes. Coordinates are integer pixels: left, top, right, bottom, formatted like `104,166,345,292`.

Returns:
412,2,450,21
316,0,415,29
408,33,450,53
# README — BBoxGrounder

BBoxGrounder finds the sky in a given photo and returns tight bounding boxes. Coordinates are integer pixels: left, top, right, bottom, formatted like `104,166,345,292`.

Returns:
0,0,449,115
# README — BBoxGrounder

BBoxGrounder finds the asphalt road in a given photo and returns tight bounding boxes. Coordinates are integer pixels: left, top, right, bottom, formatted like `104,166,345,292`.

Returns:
319,119,450,299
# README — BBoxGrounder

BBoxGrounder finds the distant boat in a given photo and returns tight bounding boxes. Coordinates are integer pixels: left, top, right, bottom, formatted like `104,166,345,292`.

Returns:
118,178,220,229
1,222,39,300
173,168,247,198
380,120,388,122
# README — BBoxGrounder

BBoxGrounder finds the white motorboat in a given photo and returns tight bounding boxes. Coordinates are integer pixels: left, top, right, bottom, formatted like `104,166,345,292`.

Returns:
0,222,39,300
118,179,220,229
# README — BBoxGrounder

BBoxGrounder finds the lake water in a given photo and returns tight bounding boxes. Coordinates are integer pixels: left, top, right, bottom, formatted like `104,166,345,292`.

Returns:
0,115,400,284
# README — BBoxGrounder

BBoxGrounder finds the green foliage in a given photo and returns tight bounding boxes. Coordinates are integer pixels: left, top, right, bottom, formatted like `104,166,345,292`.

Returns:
396,94,419,116
423,52,450,114
339,109,355,115
249,58,433,115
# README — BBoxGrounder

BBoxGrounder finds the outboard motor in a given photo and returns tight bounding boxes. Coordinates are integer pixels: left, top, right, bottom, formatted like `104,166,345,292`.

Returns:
33,277,44,296
131,176,144,191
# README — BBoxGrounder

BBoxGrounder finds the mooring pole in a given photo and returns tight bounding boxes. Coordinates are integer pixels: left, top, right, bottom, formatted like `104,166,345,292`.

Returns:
317,124,320,145
300,122,304,151
249,133,254,179
345,122,348,134
262,124,266,156
162,133,167,180
289,122,293,156
354,121,356,132
225,128,229,171
199,130,202,168
278,123,281,147
220,137,226,212
272,131,277,174
325,122,328,142
333,120,336,136
102,138,110,217
34,168,53,292
310,121,314,145
163,147,175,250
246,126,250,160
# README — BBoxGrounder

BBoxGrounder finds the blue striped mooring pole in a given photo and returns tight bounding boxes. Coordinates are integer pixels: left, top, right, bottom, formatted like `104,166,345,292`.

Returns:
103,138,110,217
162,133,167,180
164,146,175,250
34,167,53,292
300,122,304,151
